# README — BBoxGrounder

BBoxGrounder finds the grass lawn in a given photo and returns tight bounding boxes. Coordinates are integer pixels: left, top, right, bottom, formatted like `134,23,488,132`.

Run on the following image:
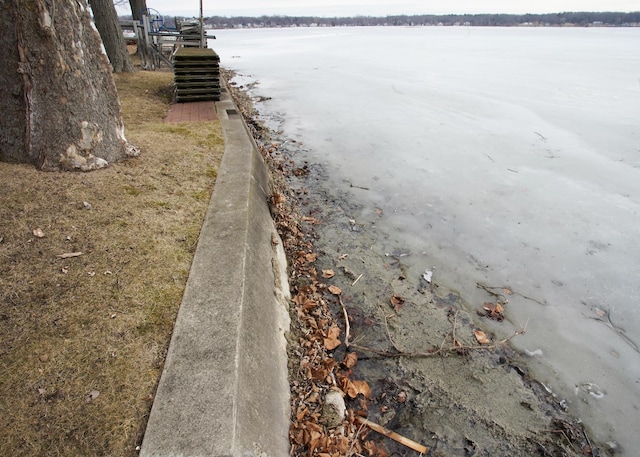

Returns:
0,70,224,456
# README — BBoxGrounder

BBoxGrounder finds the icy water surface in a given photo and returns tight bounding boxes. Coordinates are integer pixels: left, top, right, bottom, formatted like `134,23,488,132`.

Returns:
211,26,640,453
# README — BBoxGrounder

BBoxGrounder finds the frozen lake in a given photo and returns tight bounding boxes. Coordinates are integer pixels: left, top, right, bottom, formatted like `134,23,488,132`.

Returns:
211,26,640,453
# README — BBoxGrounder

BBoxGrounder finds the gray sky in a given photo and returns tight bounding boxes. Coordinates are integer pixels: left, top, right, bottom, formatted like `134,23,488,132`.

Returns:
121,0,639,18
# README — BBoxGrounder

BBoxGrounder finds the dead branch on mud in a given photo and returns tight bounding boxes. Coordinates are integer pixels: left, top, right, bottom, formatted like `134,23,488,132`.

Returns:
350,308,527,359
356,417,428,455
339,294,351,348
477,282,547,306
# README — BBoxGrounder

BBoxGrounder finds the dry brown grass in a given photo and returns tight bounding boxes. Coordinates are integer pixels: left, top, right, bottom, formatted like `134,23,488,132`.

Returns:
0,71,224,456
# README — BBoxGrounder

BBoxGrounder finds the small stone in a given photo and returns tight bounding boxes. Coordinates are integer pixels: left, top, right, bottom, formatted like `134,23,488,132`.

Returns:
321,390,346,428
39,354,49,362
83,201,93,210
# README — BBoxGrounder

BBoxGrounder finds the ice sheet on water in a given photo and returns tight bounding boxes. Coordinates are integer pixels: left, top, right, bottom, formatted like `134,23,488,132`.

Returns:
212,26,640,454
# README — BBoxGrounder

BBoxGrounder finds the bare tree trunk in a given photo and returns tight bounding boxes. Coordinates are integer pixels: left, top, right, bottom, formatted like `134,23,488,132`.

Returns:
88,0,134,73
129,0,148,57
129,0,148,21
0,0,138,171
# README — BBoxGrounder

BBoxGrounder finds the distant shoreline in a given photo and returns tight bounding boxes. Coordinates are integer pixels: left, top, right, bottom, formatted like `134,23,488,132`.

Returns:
119,11,640,29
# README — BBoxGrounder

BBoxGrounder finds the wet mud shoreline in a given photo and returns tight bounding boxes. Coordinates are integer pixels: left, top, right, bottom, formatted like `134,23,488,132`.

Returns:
222,70,610,456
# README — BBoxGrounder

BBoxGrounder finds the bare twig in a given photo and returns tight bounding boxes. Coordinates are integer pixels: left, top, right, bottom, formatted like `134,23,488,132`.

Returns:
477,282,547,306
582,427,593,452
556,429,578,454
451,310,459,346
347,421,367,457
355,417,428,455
476,282,508,304
587,308,639,353
339,295,351,348
348,182,370,191
351,325,527,359
497,322,528,344
438,330,449,354
351,273,363,287
56,251,84,259
383,314,403,353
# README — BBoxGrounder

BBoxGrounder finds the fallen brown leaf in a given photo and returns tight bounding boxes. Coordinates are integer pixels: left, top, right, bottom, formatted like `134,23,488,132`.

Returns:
322,269,335,279
324,326,341,350
483,302,496,312
343,379,357,398
271,192,285,205
302,216,321,224
308,430,322,454
292,292,306,306
390,294,405,311
353,380,372,399
343,378,372,399
328,285,342,295
336,435,350,454
482,302,504,320
296,406,308,421
474,329,491,344
302,299,319,311
342,352,357,368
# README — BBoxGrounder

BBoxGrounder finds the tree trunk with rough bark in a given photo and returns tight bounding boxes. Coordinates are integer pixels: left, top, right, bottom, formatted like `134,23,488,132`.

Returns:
0,0,138,171
88,0,133,73
129,0,148,57
129,0,148,21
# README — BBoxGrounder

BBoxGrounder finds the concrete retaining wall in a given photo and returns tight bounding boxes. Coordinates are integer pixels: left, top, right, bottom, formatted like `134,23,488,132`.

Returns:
140,89,291,457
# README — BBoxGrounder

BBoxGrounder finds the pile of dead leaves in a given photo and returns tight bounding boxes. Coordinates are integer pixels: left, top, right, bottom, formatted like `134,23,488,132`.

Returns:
287,275,386,457
224,73,390,456
265,133,387,457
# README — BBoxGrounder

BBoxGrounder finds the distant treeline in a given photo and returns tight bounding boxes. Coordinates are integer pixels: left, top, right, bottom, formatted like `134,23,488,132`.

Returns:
120,11,640,30
196,11,640,28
